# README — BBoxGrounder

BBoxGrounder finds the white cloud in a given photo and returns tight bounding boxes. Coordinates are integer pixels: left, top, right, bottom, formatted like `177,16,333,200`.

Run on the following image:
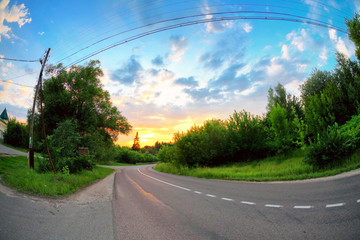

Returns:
281,45,290,60
168,35,188,62
328,29,355,58
0,0,31,42
241,22,253,33
38,32,44,36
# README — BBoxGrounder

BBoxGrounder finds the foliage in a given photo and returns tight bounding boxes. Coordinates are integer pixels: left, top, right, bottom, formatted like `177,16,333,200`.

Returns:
132,132,140,151
173,119,228,167
305,114,360,168
155,149,360,181
37,120,94,174
268,104,304,153
157,145,178,163
226,110,271,161
115,146,157,164
346,12,360,61
30,60,131,162
0,156,114,197
301,54,360,139
4,118,28,149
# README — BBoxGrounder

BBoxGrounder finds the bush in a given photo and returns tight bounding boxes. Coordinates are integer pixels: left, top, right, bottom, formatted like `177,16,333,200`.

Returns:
173,119,229,167
115,146,157,164
157,145,178,163
226,110,271,161
304,120,358,168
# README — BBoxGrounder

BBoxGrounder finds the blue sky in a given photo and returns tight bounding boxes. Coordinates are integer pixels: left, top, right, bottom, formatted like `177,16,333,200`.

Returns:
0,0,358,146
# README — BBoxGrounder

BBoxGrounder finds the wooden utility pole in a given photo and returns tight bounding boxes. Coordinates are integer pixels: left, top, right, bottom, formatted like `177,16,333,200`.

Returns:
28,48,51,169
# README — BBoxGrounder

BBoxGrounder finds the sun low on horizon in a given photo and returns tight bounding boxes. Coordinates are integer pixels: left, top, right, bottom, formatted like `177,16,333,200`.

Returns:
0,0,358,147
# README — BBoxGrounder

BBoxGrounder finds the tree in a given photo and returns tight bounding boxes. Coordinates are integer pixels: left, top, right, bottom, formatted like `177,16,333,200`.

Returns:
4,118,28,148
38,60,132,161
346,12,360,61
132,132,140,151
267,83,304,121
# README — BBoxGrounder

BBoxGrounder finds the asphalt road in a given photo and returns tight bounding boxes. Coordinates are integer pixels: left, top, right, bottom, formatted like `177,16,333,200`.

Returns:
0,152,359,239
113,165,360,240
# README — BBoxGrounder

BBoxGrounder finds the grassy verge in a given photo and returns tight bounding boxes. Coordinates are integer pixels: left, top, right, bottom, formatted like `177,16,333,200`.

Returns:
0,156,114,197
154,151,360,181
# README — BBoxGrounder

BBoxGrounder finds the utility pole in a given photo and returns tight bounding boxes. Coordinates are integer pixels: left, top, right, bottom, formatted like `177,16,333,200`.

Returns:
28,48,51,169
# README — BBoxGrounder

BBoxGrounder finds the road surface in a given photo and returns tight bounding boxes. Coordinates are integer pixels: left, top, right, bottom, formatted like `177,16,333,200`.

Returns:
113,165,360,240
0,159,359,239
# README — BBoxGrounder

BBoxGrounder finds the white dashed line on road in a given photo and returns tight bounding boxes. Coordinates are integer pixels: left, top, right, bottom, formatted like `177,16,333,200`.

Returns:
221,198,234,202
265,204,283,208
326,203,345,208
138,168,191,191
241,201,256,205
194,191,202,194
294,205,313,209
357,199,360,203
206,194,216,198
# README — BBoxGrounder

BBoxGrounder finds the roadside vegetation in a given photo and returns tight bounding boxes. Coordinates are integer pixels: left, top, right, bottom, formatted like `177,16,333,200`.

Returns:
0,156,114,197
155,14,360,180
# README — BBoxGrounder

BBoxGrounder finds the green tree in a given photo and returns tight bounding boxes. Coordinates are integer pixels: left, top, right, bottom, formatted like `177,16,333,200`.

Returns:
346,12,360,61
4,118,29,148
40,60,132,161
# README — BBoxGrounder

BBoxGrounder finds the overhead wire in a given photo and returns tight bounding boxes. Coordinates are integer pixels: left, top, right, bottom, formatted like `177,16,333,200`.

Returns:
55,9,346,67
62,14,347,70
50,0,349,60
0,57,38,63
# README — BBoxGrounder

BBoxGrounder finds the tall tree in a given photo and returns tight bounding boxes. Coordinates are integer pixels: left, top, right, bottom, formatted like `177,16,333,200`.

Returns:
346,12,360,61
38,60,131,159
132,132,140,151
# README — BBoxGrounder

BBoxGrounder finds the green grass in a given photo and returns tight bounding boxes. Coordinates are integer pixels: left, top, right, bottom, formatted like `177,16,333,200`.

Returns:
154,151,360,181
0,156,114,197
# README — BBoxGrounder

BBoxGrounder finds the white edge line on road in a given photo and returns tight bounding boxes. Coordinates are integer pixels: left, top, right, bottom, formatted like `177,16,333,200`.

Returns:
241,201,256,205
293,205,313,209
326,203,345,208
194,191,202,194
221,198,234,201
357,199,360,203
138,168,191,191
206,194,216,198
265,204,283,208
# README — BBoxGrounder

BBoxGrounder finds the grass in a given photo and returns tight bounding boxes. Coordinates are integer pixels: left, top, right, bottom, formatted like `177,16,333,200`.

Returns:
0,156,114,197
154,150,360,181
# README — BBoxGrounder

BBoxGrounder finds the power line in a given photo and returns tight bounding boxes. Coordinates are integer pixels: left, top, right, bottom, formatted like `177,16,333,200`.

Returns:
0,57,39,63
63,15,347,69
57,10,346,66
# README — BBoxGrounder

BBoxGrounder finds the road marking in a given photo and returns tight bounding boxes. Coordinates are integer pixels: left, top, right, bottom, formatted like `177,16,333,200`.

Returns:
326,203,345,208
265,204,283,208
241,201,256,205
221,198,234,202
357,199,360,203
194,191,202,194
206,194,216,198
138,168,191,191
294,205,313,209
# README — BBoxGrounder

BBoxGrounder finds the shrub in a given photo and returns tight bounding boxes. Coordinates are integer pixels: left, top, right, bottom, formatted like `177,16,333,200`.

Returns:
226,110,271,161
304,122,358,168
173,119,228,167
157,145,178,163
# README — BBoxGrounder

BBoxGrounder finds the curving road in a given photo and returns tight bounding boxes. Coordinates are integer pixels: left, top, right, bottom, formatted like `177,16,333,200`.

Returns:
0,160,359,239
113,165,360,240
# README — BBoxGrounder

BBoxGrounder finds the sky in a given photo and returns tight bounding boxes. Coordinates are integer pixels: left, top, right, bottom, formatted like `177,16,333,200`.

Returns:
0,0,358,147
